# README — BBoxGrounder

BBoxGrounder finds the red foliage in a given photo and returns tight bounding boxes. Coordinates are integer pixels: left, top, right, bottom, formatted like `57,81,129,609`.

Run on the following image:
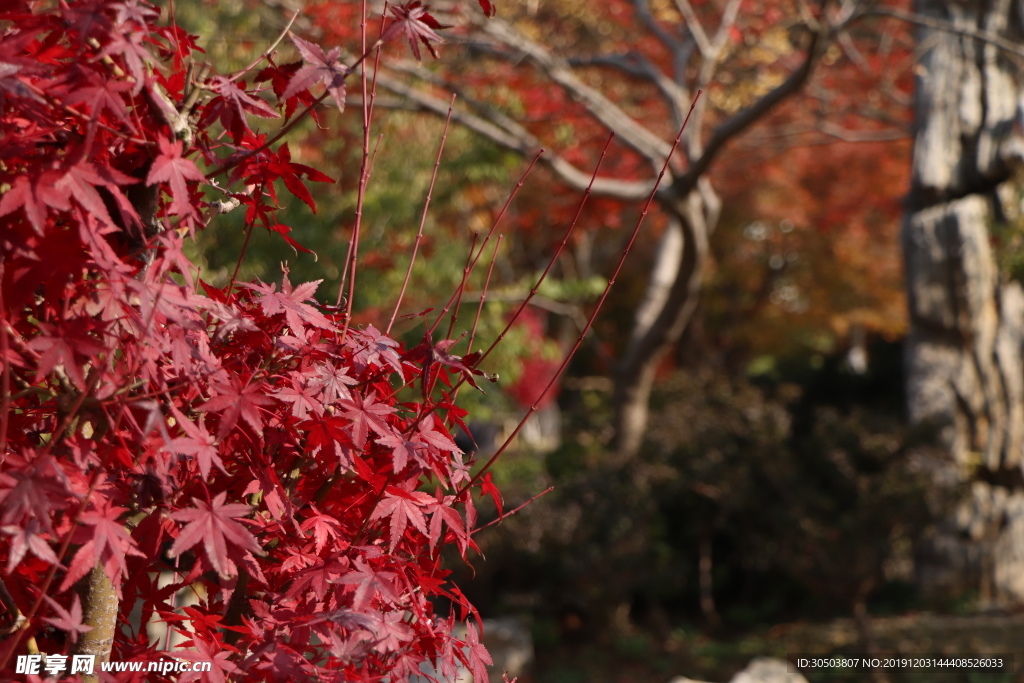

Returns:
0,1,522,680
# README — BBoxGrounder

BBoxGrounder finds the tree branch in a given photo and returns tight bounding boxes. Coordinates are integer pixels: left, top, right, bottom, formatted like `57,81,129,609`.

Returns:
477,16,675,166
371,70,654,201
567,52,691,128
673,0,713,56
861,7,1024,59
676,26,827,194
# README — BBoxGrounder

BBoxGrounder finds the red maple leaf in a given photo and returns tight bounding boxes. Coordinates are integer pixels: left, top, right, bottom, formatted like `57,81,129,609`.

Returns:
97,28,159,94
282,34,348,113
413,413,461,454
56,159,139,229
287,554,350,600
335,558,401,611
175,635,241,683
339,392,394,449
169,492,262,577
146,136,207,219
169,407,226,480
241,272,334,340
462,623,493,683
299,414,354,464
299,504,344,554
61,501,143,593
64,67,134,132
381,2,450,61
198,375,275,439
1,518,59,571
0,176,47,234
202,75,279,143
478,0,497,16
270,142,335,214
43,594,93,644
0,454,75,533
26,318,106,391
369,485,432,553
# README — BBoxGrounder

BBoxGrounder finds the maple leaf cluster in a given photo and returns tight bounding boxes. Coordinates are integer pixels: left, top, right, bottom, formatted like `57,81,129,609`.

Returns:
0,0,505,680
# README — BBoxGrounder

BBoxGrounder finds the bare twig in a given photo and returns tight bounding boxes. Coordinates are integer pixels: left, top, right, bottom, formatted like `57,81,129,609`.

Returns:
425,153,544,338
373,70,653,201
472,133,615,370
388,94,456,335
227,9,300,83
456,93,701,496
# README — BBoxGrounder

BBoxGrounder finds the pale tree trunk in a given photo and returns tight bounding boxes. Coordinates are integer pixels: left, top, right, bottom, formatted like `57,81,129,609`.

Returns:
903,0,1024,603
613,180,721,459
72,565,119,683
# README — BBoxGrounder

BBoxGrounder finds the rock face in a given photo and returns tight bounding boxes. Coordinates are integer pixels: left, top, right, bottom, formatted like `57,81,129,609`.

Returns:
903,0,1024,604
668,657,808,683
482,616,534,681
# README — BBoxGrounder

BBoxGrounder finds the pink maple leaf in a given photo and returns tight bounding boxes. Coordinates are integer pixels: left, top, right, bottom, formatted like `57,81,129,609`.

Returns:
175,636,241,683
369,486,432,553
339,392,394,449
376,430,422,474
351,324,403,375
463,622,493,683
282,34,348,113
43,595,93,644
198,375,275,439
299,504,344,554
2,518,59,572
381,2,449,61
169,492,261,577
374,610,414,653
425,490,469,554
308,361,357,405
275,372,324,420
334,558,401,611
61,501,143,594
146,136,206,219
241,272,334,340
169,407,226,480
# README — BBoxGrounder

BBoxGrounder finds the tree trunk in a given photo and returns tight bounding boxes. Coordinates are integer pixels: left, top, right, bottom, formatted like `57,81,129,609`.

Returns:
613,180,721,459
72,564,119,683
903,0,1024,604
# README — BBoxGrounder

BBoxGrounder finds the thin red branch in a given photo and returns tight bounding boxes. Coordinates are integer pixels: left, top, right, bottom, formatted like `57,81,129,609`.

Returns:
426,152,544,338
456,92,702,497
472,133,615,370
388,94,456,335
